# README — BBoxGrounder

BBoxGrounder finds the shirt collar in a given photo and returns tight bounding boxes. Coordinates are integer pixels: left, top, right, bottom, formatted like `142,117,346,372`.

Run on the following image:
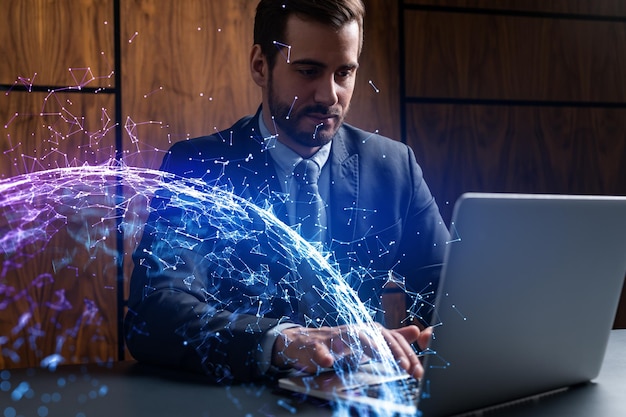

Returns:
259,109,331,175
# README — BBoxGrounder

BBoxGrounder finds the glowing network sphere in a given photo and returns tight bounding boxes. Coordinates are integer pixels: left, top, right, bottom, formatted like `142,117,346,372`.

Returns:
0,160,410,416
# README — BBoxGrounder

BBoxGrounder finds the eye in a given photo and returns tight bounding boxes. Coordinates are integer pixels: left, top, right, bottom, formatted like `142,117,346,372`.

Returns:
296,67,320,77
335,67,356,83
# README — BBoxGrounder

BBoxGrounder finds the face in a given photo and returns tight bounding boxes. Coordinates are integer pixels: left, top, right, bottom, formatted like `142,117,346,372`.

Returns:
254,15,361,156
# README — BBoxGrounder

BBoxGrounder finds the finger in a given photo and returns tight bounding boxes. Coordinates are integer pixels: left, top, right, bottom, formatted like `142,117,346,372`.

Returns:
295,342,334,372
382,329,424,379
278,327,335,372
393,325,421,344
417,326,433,351
328,326,368,370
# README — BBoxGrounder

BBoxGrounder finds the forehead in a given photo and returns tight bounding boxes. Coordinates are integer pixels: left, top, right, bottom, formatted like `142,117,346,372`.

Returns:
282,14,361,65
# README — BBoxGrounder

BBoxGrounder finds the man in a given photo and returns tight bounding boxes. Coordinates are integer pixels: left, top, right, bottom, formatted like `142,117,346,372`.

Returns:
125,0,449,383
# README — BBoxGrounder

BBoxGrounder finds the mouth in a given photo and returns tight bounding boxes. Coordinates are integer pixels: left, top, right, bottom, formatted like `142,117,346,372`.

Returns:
305,113,339,125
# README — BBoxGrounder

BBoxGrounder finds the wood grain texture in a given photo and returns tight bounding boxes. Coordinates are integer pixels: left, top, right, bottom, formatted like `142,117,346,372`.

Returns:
0,91,119,368
404,0,626,17
347,0,401,140
404,10,626,102
0,240,119,369
406,103,626,223
0,187,120,369
0,0,114,87
407,102,626,329
0,91,116,179
120,0,260,170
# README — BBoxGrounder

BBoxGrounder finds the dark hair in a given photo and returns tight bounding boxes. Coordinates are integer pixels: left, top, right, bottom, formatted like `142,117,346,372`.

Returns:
254,0,365,69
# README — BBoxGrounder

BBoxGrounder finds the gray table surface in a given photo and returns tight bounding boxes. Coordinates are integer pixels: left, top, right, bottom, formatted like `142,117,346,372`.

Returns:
2,330,625,417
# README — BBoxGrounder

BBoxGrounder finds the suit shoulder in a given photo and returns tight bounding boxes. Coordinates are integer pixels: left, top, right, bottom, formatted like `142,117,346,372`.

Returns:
161,115,258,176
339,123,411,155
168,115,256,154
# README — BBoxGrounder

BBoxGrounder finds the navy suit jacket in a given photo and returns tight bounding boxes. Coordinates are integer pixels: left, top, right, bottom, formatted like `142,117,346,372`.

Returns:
125,110,449,382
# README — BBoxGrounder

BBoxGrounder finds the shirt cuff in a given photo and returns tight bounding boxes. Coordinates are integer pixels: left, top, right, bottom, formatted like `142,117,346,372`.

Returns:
257,322,301,375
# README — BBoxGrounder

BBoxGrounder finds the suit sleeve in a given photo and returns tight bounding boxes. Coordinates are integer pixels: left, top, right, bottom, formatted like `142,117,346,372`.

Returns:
124,142,295,383
397,145,450,326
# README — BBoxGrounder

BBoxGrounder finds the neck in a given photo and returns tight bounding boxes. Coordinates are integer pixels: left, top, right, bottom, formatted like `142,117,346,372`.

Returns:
278,136,321,159
261,108,321,158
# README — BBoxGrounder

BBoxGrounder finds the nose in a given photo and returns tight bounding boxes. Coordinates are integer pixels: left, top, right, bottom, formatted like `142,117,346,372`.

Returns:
314,75,339,107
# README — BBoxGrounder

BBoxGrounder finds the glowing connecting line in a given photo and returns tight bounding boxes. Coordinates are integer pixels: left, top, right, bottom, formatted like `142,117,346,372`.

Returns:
286,96,298,119
128,31,139,43
272,40,292,63
446,222,461,244
368,80,380,93
125,116,163,145
4,72,37,95
89,107,116,146
67,67,114,90
313,122,324,140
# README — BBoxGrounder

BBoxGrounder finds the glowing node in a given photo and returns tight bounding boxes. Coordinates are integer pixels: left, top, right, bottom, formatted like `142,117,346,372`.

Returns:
272,41,292,63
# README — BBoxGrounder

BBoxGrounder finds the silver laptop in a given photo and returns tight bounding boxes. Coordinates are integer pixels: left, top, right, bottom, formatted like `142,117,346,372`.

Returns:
279,193,626,416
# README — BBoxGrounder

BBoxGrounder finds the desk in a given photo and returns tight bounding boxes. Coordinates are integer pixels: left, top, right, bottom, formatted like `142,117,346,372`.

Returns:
2,330,626,417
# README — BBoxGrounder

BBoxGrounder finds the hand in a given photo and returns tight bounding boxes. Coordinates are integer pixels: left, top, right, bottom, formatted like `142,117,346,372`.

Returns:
272,324,433,379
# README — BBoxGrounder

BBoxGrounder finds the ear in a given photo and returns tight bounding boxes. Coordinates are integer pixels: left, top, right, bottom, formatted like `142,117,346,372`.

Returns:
250,44,268,87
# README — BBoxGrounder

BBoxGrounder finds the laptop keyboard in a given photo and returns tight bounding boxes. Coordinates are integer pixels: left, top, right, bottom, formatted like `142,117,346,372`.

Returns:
342,377,420,404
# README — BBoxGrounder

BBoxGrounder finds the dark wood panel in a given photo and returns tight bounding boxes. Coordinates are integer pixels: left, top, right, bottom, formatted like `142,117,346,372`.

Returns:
404,0,626,17
120,0,261,170
348,0,401,140
0,0,114,87
405,104,626,224
0,195,120,369
0,171,122,370
0,91,120,368
404,11,626,102
0,91,116,179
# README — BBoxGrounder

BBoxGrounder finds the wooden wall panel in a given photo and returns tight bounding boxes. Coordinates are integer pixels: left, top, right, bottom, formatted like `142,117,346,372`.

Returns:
0,0,119,367
0,91,117,178
120,0,259,170
0,203,119,369
348,0,401,140
0,0,114,87
404,11,626,102
405,0,626,17
406,104,626,223
0,91,119,368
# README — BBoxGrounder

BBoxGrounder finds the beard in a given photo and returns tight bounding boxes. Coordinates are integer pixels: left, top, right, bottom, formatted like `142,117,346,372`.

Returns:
267,77,348,148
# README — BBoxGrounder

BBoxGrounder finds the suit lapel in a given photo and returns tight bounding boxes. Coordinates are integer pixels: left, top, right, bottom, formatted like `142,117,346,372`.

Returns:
328,131,360,243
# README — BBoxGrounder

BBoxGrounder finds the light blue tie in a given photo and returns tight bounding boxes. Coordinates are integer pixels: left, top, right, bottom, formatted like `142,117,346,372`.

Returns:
293,159,327,243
